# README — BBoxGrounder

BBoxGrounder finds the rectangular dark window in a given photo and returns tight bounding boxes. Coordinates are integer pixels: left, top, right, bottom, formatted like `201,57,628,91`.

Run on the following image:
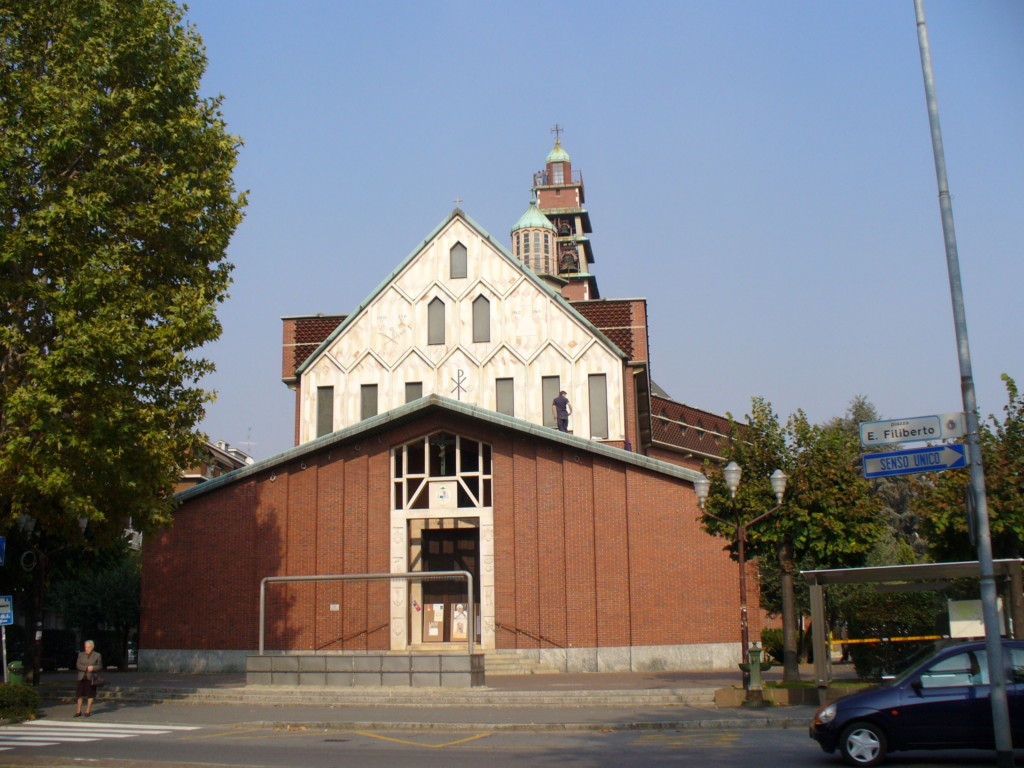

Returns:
360,384,378,420
588,374,608,439
316,386,334,437
405,382,423,402
496,378,514,417
542,376,560,429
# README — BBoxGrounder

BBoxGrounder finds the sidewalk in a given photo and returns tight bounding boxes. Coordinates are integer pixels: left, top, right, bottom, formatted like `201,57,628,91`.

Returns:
27,665,834,732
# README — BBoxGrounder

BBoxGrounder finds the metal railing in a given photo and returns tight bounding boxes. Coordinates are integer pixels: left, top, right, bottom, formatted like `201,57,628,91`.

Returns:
258,570,475,654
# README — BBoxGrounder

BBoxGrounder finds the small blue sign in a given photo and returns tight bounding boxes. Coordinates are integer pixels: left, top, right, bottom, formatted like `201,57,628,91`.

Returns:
0,536,5,567
862,444,967,479
0,596,12,626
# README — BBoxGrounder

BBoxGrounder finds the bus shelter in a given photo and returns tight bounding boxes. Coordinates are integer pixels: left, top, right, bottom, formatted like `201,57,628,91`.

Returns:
802,559,1024,689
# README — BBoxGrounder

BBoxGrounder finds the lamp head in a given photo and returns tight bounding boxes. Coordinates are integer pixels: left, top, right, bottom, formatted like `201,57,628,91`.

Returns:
693,474,710,509
770,469,788,503
723,461,742,498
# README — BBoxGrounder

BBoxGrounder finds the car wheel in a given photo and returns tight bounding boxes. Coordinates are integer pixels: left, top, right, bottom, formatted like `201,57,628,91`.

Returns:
839,721,887,767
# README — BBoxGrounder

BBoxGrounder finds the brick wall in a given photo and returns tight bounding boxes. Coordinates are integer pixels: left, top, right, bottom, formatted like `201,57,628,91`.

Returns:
142,410,762,653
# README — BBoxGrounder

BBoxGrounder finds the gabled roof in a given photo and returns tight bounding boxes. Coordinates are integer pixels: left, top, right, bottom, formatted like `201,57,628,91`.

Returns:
176,394,704,502
294,208,627,377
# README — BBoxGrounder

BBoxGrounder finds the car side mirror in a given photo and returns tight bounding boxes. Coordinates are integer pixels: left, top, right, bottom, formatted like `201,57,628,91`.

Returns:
910,678,923,696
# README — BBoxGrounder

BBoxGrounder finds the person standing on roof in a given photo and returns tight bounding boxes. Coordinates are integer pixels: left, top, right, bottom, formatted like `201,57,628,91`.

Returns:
551,390,572,432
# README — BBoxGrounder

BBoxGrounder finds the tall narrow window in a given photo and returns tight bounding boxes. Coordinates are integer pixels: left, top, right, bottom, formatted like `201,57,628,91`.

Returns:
472,295,490,343
405,382,423,402
588,374,608,439
428,297,445,345
360,384,378,420
523,232,530,255
316,386,334,437
496,378,514,417
552,163,564,184
450,242,467,279
542,376,560,429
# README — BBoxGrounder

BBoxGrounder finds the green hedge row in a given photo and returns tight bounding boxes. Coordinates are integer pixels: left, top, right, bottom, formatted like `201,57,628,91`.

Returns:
0,683,40,721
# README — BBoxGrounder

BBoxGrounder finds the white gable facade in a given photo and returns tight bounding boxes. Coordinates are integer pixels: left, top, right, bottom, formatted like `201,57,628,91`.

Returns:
296,212,627,445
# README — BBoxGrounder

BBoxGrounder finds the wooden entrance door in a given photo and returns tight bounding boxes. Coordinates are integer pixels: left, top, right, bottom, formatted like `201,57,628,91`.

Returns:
421,528,479,642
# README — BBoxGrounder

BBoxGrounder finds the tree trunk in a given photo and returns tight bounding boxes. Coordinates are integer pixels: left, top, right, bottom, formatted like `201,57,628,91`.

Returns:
27,551,47,686
779,538,800,682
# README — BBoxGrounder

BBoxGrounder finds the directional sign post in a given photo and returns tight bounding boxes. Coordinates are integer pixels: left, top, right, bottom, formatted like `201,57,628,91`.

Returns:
862,444,967,479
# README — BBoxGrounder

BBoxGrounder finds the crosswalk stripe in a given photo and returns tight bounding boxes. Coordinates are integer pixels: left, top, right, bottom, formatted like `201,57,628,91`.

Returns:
0,721,201,752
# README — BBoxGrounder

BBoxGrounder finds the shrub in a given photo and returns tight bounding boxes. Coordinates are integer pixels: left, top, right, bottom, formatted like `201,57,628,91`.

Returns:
760,628,783,663
0,684,40,721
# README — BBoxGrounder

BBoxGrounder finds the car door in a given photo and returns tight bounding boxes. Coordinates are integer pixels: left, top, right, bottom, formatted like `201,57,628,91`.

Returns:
898,649,992,748
1007,647,1024,746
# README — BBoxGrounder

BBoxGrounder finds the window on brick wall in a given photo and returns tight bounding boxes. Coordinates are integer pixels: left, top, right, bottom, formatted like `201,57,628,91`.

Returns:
392,432,492,510
450,242,467,279
360,384,378,420
316,386,333,437
472,295,490,343
428,297,445,345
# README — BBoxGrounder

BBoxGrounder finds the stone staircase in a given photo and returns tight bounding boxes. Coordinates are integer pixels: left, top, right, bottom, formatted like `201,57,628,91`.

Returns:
483,650,562,676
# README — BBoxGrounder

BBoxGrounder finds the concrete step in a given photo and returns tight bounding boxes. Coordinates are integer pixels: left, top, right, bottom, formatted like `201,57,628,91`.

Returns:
40,684,717,708
482,651,562,675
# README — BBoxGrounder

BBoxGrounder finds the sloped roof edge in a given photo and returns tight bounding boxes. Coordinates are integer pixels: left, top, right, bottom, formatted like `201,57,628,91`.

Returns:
177,394,703,503
294,209,626,377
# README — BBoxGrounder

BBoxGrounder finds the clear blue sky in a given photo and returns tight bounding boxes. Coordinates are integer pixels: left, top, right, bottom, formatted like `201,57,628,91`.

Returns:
181,0,1024,460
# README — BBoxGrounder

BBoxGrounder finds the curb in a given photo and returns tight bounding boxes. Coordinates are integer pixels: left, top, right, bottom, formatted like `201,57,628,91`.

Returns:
240,717,812,732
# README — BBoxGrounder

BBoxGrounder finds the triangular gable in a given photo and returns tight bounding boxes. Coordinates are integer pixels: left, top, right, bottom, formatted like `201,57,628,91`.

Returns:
295,209,626,377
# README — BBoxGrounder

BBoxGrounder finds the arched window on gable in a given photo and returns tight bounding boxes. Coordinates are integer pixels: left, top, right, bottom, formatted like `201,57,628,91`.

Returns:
450,242,467,279
472,295,490,343
428,297,445,345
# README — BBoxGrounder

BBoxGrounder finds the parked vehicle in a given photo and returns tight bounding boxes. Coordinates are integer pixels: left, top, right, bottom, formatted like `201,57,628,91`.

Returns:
810,638,1024,766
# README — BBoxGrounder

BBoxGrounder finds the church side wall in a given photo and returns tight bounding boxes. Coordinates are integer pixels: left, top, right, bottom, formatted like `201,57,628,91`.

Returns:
141,412,763,671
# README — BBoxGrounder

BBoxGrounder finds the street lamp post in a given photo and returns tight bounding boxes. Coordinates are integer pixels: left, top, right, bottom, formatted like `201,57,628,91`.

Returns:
693,463,787,689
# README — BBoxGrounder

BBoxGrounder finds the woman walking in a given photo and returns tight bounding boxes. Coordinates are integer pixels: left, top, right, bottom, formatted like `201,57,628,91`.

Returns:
75,639,102,717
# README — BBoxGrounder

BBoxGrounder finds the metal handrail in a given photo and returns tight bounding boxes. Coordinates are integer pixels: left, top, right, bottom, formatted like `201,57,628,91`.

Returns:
258,570,475,655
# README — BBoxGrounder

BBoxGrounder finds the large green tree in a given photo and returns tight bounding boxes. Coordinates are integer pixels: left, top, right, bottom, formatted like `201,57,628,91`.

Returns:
914,374,1024,561
701,398,887,681
0,0,244,679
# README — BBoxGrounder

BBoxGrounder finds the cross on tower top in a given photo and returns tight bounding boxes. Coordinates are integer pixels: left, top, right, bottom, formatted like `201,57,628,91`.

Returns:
550,124,564,142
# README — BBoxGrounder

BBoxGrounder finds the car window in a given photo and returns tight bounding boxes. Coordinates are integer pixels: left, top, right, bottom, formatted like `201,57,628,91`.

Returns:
1010,649,1024,685
919,650,988,688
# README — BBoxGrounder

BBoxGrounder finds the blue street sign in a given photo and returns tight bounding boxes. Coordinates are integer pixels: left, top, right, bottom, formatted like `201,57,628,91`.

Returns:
862,444,967,479
0,596,12,626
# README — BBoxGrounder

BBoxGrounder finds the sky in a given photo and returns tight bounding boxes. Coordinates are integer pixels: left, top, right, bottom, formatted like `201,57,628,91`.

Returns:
180,0,1024,461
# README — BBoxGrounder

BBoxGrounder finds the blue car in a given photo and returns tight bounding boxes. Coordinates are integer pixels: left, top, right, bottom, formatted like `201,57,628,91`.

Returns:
810,638,1024,766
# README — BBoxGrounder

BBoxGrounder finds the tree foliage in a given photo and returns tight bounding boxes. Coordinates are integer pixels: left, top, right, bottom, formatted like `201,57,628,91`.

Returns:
0,0,245,543
913,374,1024,561
701,397,887,575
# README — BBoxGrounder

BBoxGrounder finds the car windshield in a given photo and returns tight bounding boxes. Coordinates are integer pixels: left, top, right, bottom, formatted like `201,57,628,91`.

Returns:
883,639,958,686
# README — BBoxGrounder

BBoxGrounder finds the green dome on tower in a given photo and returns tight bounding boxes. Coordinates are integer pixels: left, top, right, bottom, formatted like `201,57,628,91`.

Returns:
546,139,570,164
511,200,556,233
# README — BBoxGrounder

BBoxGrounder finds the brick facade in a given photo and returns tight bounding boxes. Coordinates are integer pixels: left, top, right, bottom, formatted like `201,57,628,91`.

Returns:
142,401,763,662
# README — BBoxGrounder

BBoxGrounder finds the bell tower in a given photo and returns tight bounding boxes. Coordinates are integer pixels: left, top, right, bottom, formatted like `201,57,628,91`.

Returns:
530,125,598,300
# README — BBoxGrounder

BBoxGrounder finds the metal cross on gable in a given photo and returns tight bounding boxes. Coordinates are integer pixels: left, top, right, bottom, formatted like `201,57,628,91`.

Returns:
450,368,467,400
453,196,463,208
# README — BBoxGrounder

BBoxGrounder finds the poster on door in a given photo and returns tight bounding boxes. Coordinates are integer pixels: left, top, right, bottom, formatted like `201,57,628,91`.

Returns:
451,603,468,641
424,603,445,642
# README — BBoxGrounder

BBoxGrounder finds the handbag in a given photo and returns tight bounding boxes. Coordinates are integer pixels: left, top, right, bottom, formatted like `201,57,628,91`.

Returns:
92,673,105,687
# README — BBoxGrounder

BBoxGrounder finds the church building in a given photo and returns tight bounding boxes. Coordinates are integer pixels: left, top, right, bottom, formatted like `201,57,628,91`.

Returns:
140,134,759,674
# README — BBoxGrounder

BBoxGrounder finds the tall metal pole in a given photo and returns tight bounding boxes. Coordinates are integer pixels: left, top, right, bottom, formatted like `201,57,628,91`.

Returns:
913,2,1012,764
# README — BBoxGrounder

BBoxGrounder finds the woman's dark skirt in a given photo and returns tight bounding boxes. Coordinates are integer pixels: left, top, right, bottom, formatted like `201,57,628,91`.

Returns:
76,678,97,699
